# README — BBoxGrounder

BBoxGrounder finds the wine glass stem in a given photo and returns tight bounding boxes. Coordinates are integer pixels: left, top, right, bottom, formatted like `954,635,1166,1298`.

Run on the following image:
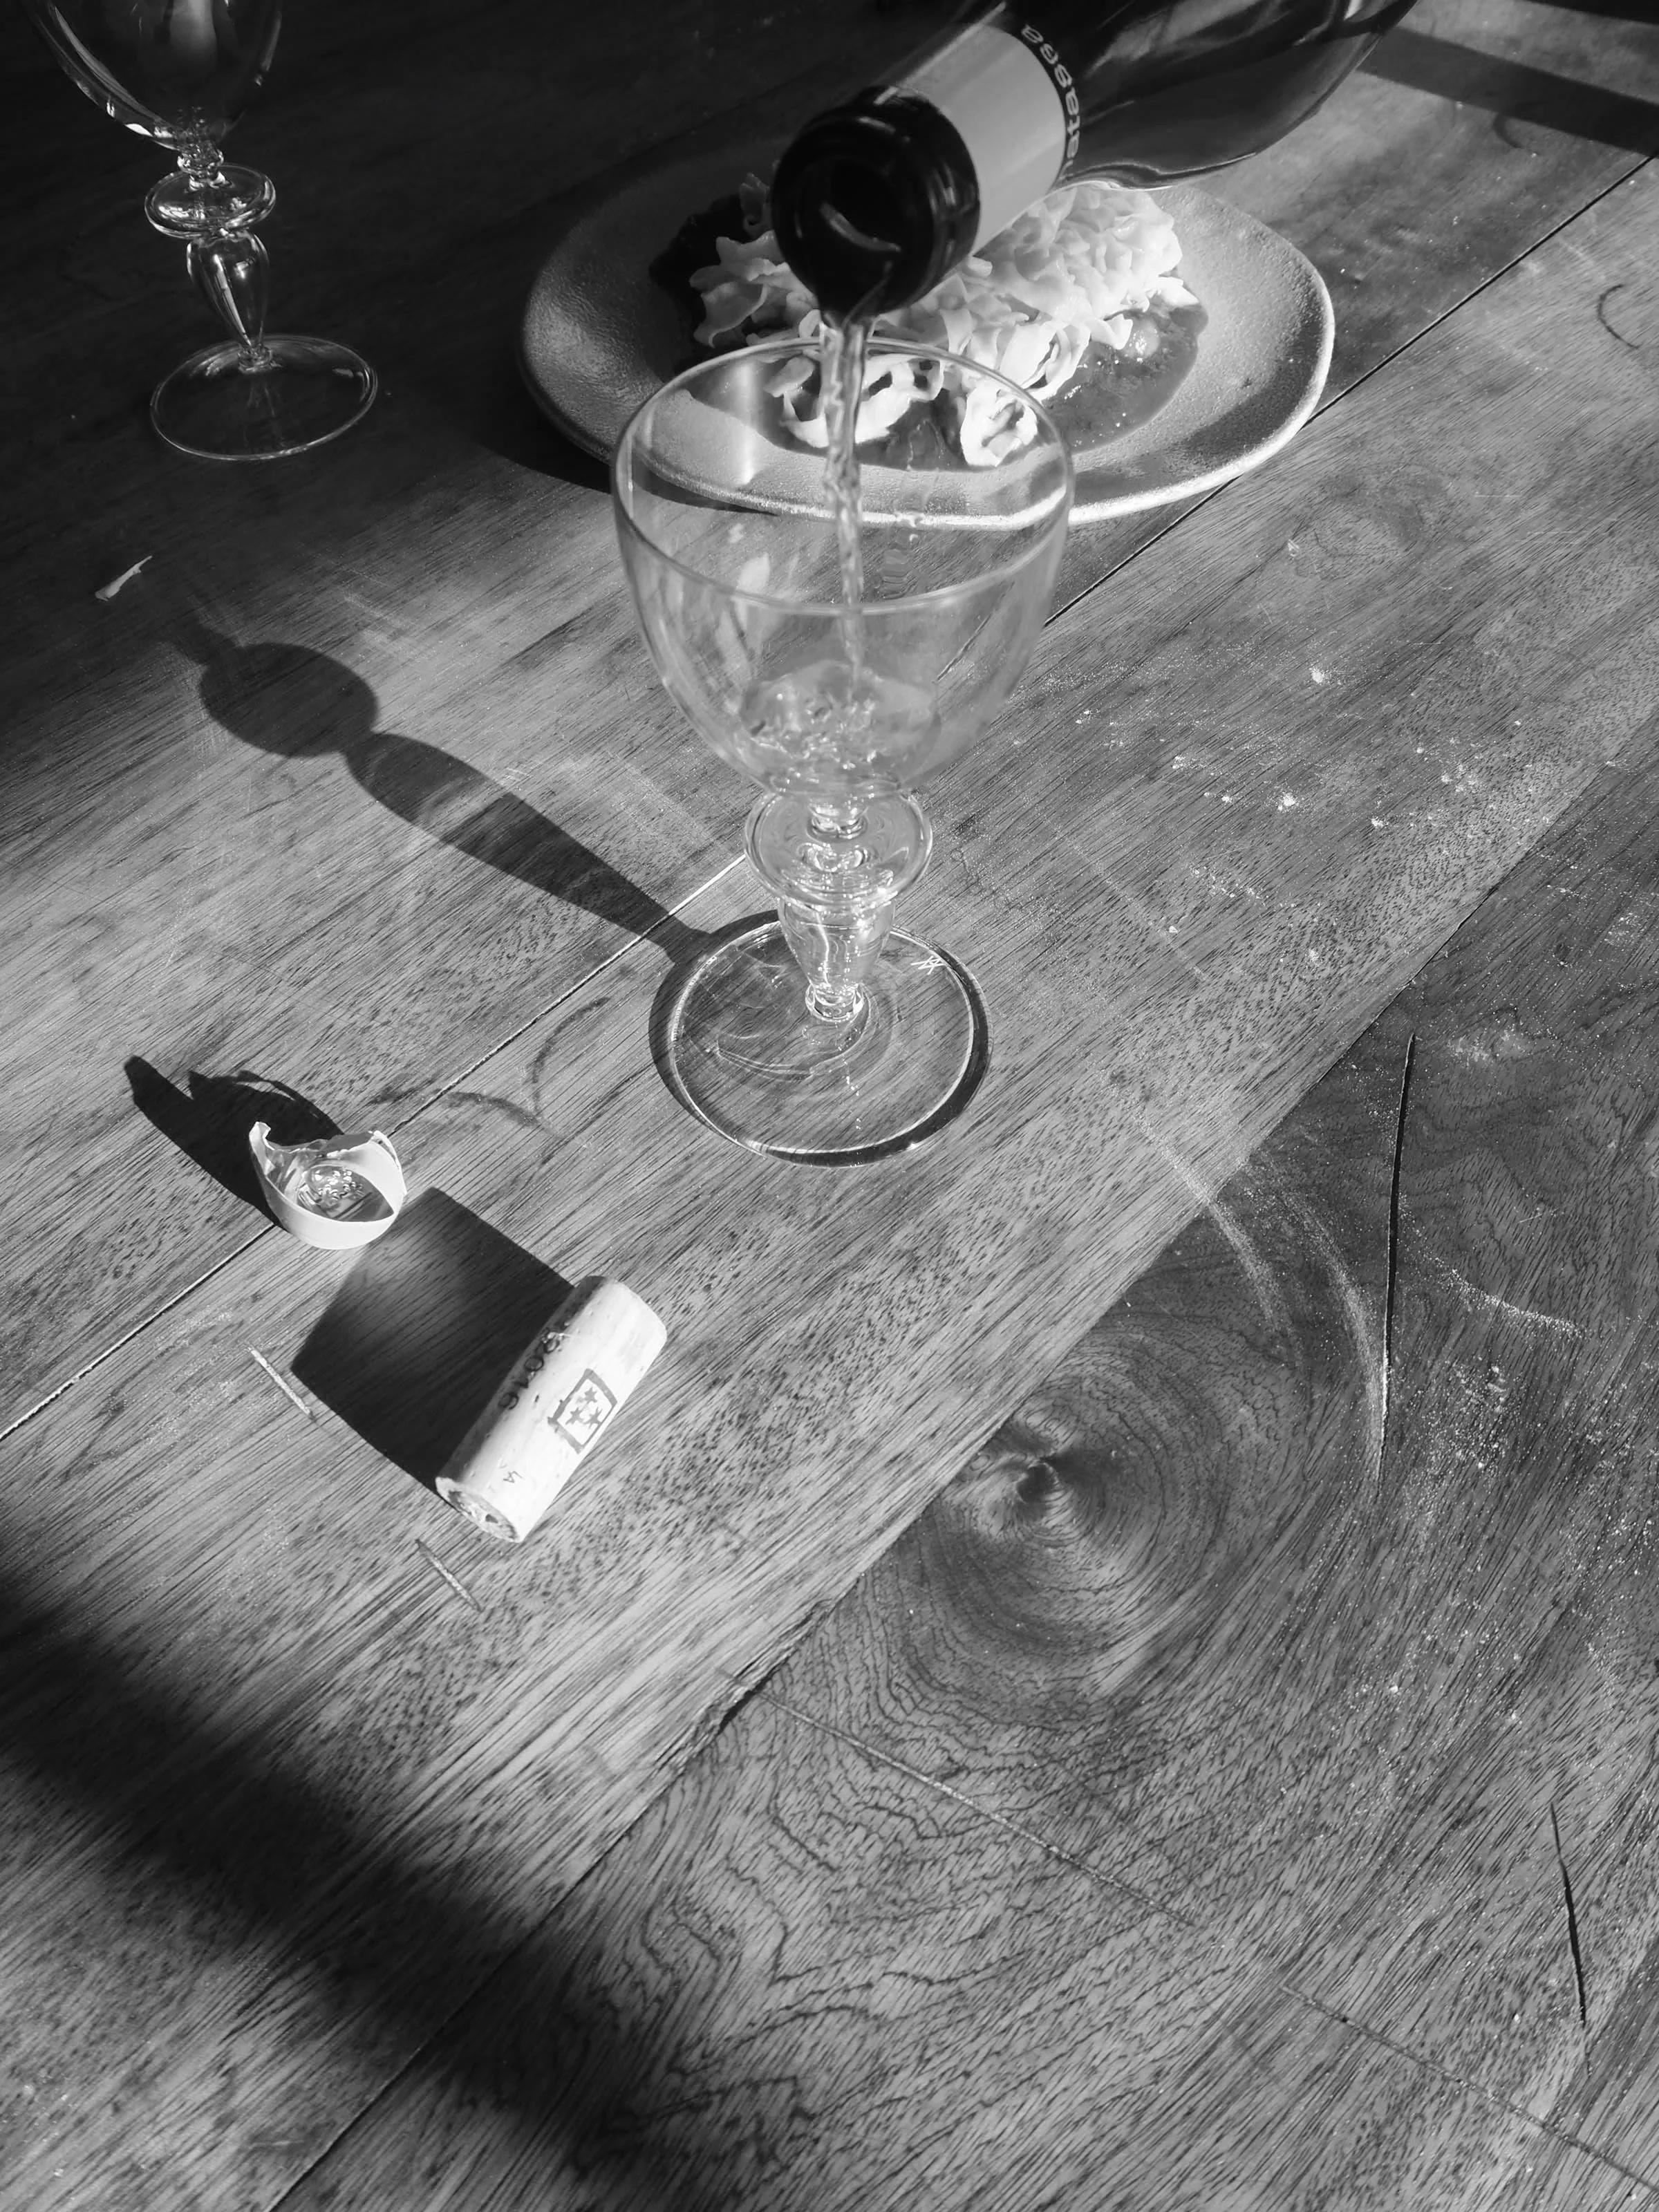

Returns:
189,232,273,364
178,130,228,192
787,801,883,1020
745,790,933,1024
778,892,894,1023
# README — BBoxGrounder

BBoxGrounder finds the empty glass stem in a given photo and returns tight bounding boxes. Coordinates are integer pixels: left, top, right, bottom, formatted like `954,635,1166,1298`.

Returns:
778,890,897,1023
145,133,274,241
189,228,272,362
744,787,935,1024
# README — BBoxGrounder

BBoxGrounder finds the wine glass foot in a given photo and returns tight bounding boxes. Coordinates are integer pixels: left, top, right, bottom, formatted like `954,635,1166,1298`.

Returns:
658,919,988,1163
151,334,377,460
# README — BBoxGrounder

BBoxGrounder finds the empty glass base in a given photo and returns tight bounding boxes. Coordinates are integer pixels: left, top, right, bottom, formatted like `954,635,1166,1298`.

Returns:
151,333,377,460
659,920,989,1163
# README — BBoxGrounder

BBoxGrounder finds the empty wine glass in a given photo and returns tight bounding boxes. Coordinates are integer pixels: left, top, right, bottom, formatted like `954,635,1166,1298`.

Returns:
22,0,376,460
613,337,1072,1163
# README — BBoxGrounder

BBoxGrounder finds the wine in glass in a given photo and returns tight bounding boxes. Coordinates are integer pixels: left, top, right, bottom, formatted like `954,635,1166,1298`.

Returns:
22,0,376,460
613,337,1072,1163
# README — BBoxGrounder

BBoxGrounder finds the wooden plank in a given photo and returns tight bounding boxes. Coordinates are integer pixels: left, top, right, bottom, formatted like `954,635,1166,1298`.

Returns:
272,1694,1655,2212
1521,1962,1659,2209
275,707,1659,2211
265,1714,1654,2211
0,462,744,1434
3,162,1659,2206
3,0,1656,1423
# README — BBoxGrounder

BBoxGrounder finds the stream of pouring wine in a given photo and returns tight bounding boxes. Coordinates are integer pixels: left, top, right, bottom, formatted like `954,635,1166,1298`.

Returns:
820,314,869,682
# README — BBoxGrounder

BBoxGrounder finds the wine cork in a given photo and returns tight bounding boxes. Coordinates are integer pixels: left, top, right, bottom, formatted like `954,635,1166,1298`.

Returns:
435,1277,666,1544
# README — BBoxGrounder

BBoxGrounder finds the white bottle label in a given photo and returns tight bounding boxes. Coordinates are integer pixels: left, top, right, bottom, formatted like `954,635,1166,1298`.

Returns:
901,21,1073,252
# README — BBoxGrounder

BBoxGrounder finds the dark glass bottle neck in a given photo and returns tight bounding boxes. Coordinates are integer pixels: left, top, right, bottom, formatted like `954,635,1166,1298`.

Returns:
770,91,980,324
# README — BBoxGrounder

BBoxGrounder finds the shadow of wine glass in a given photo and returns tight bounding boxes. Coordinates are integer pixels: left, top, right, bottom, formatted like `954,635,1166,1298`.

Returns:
171,613,715,971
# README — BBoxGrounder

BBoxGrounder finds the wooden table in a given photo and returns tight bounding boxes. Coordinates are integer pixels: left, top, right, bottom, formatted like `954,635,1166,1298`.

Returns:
3,1,1658,2204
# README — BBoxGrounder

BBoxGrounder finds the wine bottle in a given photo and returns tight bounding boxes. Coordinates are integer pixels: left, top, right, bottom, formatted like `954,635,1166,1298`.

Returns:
771,0,1418,320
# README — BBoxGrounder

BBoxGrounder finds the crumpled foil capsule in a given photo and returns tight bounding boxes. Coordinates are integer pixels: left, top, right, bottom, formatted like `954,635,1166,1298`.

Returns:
247,1122,406,1249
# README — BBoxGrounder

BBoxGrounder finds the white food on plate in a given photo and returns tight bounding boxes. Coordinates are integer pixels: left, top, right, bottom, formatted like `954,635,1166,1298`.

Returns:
690,178,1195,465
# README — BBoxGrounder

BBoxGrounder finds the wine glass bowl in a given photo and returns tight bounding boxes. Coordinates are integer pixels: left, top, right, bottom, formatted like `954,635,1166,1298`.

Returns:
22,0,375,460
614,337,1071,1162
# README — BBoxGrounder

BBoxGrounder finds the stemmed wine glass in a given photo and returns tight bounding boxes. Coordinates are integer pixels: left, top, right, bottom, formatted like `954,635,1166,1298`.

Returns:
613,337,1072,1163
21,0,376,460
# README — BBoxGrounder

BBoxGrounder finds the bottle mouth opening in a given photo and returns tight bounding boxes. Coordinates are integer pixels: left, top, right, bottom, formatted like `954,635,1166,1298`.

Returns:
771,97,980,324
777,153,909,323
819,189,901,262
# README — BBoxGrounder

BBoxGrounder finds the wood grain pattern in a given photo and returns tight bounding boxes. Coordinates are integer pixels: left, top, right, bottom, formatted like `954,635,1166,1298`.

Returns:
5,140,1659,2205
277,1702,1654,2212
278,713,1659,2212
4,0,1657,1425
